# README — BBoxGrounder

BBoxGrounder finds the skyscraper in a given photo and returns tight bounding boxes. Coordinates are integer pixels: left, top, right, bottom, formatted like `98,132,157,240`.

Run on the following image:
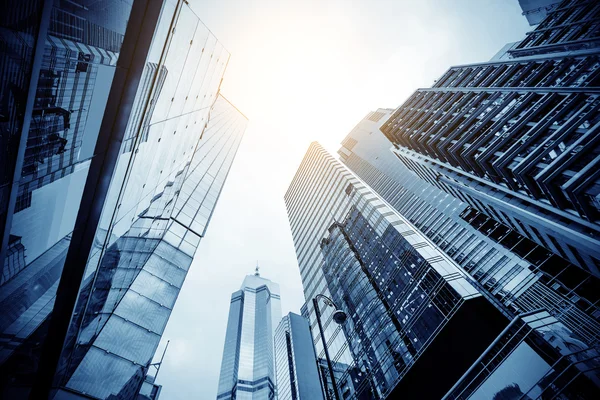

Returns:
340,107,600,398
0,0,247,398
334,0,600,396
380,0,600,276
274,312,324,400
340,107,599,362
285,143,509,399
217,272,282,400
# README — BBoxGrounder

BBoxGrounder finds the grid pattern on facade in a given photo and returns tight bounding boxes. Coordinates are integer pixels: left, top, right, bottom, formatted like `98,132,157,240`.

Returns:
217,275,281,400
380,3,600,275
285,143,502,400
340,132,600,352
319,206,470,398
510,0,600,58
56,92,246,398
1,1,248,398
274,316,297,400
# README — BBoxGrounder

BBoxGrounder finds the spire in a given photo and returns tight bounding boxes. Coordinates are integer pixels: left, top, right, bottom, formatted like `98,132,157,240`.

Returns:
255,261,260,276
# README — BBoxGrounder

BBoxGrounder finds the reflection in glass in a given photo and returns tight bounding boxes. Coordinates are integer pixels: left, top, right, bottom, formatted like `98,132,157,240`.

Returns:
0,1,247,397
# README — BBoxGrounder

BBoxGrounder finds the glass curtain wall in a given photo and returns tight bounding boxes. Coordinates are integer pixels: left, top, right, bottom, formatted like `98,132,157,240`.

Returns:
1,0,247,397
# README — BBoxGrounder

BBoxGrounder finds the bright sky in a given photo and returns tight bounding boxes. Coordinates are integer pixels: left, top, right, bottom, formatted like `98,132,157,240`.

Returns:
155,1,531,398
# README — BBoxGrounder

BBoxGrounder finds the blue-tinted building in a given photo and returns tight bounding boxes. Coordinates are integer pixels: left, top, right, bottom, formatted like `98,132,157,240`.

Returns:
274,312,324,400
380,0,600,277
518,0,562,26
334,0,600,396
217,272,282,400
0,0,247,398
315,358,364,400
340,107,600,371
285,143,509,399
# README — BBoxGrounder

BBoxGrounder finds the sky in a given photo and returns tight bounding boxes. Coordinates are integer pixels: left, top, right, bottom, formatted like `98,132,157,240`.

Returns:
154,1,531,398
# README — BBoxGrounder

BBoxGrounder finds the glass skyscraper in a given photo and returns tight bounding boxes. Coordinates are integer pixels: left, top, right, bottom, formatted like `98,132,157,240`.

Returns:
340,106,599,364
285,143,509,399
217,272,282,400
274,312,324,400
380,0,600,276
0,0,246,398
331,0,600,396
339,107,600,398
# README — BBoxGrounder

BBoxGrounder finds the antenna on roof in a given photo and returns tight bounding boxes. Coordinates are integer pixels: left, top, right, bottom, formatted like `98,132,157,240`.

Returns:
255,261,260,276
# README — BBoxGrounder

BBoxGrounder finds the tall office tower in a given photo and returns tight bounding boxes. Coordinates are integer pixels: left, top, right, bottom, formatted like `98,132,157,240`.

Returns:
274,312,324,400
217,272,282,400
285,143,510,399
0,0,247,398
340,106,600,359
380,0,600,278
341,107,600,397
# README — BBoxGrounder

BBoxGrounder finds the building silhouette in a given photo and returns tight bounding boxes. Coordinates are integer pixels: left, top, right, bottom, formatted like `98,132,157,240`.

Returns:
340,107,599,363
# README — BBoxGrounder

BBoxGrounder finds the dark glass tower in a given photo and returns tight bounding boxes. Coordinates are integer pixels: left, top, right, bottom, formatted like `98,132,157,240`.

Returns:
0,0,247,398
285,143,508,399
340,107,600,398
380,0,600,277
340,107,599,369
336,1,600,397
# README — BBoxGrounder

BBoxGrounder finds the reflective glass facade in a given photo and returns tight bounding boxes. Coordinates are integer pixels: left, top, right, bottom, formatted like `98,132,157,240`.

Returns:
1,1,132,267
380,0,600,276
0,0,247,398
445,310,600,399
285,143,508,399
340,108,600,368
217,274,282,400
1,1,135,397
274,313,324,400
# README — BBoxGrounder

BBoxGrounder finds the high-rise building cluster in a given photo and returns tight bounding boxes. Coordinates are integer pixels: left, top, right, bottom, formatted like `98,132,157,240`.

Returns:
216,270,324,400
2,0,600,399
217,3,600,399
283,0,600,399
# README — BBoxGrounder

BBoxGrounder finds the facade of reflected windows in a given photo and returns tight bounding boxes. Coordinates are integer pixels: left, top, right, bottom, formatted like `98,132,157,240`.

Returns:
339,108,600,373
274,312,324,400
315,358,364,400
217,273,282,400
445,310,600,399
336,1,600,395
285,143,509,399
380,0,600,276
0,0,247,398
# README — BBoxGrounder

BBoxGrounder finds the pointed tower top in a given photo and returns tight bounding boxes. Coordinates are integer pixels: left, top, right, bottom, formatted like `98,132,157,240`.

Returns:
255,261,260,276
